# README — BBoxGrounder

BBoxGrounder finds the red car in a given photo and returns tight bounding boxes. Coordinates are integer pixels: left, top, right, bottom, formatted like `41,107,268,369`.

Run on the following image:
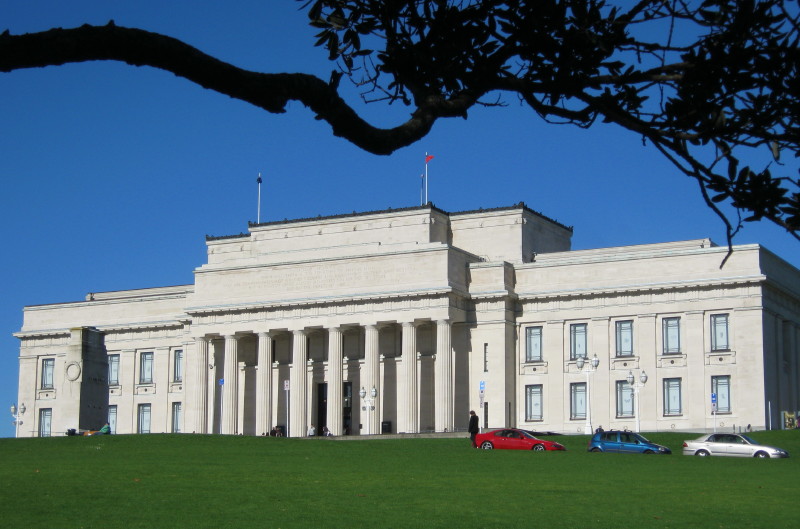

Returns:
476,428,566,451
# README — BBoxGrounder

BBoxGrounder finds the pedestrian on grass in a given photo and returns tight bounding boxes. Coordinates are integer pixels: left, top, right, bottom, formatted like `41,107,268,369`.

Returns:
468,410,480,448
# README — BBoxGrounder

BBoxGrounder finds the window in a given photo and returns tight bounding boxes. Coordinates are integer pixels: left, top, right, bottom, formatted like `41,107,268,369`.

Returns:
616,380,634,417
570,382,586,420
173,349,184,382
172,402,182,433
570,323,587,359
41,358,54,389
38,408,52,437
108,354,120,386
525,327,543,362
483,343,489,372
663,378,682,416
139,352,154,384
712,375,731,413
615,321,633,357
711,314,729,351
108,405,117,434
525,385,543,421
137,403,151,434
662,317,681,354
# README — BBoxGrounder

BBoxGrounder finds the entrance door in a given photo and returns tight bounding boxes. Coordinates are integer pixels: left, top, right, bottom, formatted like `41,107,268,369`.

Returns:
343,382,353,435
316,383,327,436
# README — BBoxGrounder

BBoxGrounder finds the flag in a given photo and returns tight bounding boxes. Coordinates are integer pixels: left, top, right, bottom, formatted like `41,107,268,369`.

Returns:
425,154,434,164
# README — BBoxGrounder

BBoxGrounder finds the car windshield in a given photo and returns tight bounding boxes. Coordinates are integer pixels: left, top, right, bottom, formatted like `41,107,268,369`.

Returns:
520,430,538,440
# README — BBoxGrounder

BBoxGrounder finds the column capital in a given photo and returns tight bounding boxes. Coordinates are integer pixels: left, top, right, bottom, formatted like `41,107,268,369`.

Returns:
257,331,273,338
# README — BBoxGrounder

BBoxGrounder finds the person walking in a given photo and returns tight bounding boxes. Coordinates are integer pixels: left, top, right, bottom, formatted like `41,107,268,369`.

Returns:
468,410,480,448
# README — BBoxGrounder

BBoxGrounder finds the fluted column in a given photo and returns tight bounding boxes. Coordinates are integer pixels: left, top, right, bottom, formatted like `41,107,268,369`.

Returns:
435,320,453,432
256,332,273,436
289,330,308,438
362,324,381,435
222,335,239,435
400,322,418,433
326,327,344,436
193,336,209,434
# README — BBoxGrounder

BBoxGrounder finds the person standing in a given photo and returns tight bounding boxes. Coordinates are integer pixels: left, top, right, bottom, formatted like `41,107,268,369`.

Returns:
307,424,316,437
468,410,480,448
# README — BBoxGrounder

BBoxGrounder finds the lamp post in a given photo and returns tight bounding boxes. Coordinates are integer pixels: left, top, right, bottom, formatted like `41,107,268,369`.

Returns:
626,370,648,433
359,386,378,435
575,354,599,435
10,403,26,438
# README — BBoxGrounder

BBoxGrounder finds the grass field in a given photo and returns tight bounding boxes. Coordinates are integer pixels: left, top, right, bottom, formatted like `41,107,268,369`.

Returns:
0,430,797,529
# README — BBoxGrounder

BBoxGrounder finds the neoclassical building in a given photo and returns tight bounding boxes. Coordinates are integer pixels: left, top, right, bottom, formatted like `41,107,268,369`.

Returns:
14,204,800,437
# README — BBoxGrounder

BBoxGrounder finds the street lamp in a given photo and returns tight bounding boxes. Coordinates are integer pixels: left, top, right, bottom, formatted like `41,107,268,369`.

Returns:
575,354,599,435
359,386,378,435
626,370,648,433
10,403,26,438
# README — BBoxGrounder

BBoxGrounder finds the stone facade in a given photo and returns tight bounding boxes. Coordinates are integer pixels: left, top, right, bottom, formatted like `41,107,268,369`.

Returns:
13,204,800,437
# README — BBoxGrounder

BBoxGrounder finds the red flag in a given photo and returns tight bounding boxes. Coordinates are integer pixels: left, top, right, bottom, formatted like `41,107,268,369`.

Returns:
425,154,434,164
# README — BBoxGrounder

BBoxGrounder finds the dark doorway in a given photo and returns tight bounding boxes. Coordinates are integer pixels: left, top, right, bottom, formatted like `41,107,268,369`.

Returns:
343,382,352,435
483,402,489,430
316,383,327,436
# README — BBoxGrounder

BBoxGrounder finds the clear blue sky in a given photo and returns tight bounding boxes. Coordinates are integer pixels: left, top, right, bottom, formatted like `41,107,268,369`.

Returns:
2,1,798,438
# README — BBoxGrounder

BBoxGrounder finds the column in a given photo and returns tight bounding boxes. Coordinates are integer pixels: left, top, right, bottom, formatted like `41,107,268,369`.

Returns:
193,336,209,434
221,334,238,435
400,322,418,433
289,330,308,438
326,327,344,436
364,324,381,435
435,320,453,432
256,332,273,436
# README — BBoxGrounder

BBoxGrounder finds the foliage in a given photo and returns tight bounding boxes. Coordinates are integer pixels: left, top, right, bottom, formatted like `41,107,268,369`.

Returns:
0,431,797,528
1,1,799,245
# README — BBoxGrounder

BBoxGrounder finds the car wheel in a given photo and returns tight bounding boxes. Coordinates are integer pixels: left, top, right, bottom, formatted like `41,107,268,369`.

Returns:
590,447,601,453
695,450,710,457
533,444,545,451
755,451,770,458
643,449,655,454
480,441,494,450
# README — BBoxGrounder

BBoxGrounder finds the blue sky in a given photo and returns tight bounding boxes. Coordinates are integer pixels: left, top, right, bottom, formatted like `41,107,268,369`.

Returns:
2,1,798,438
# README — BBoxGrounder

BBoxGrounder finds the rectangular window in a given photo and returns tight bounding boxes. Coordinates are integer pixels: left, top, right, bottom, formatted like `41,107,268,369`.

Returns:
663,378,682,416
483,343,488,372
711,314,729,351
616,380,634,417
525,327,543,362
525,385,543,421
570,323,587,360
137,403,151,434
662,317,681,354
38,408,52,437
108,354,120,386
570,382,586,420
173,349,184,382
139,352,154,384
615,321,634,357
712,375,731,413
172,402,182,433
108,405,117,434
41,358,55,389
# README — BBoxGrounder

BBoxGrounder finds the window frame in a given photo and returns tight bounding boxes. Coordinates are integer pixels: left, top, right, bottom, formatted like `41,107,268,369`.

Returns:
524,384,543,421
663,377,683,416
615,320,634,357
662,317,681,355
108,405,117,434
569,323,588,360
710,314,730,351
137,403,151,434
40,358,55,389
38,408,52,437
139,352,154,384
711,375,731,414
615,380,634,418
172,402,182,433
173,349,184,383
108,354,120,386
570,382,587,420
525,326,543,362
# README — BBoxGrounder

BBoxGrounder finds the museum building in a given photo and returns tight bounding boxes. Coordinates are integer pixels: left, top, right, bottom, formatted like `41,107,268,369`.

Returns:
13,203,800,437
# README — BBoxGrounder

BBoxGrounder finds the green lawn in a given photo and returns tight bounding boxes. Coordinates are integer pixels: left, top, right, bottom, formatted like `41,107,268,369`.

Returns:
0,430,797,529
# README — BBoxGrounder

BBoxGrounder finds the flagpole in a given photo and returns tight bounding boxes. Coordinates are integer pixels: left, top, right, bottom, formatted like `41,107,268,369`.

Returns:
257,172,262,224
425,152,429,204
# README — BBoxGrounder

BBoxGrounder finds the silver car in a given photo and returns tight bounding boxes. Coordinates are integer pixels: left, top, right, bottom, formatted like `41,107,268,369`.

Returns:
682,433,789,458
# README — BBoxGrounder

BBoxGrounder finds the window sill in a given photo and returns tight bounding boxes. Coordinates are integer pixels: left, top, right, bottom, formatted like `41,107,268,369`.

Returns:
521,361,548,375
135,384,156,395
657,354,687,368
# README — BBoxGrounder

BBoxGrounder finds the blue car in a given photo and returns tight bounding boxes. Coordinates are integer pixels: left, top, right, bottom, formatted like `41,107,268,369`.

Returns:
587,430,671,454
